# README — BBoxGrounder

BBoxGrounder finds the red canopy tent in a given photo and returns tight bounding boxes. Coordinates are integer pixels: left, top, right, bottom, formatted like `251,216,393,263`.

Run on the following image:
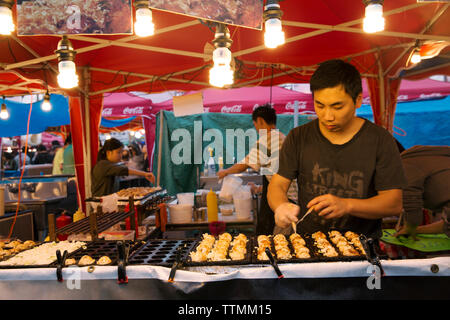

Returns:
0,0,449,210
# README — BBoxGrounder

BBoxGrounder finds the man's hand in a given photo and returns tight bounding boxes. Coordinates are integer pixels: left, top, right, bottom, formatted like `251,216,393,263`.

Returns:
274,202,300,228
307,194,351,220
247,182,262,195
145,172,155,184
394,223,418,240
217,169,228,180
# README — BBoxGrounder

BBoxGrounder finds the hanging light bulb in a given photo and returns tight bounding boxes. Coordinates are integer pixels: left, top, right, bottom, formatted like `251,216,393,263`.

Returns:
134,0,155,37
209,24,234,88
0,0,15,35
410,47,422,64
1,97,9,120
41,91,52,112
363,0,385,33
263,0,285,49
55,35,79,89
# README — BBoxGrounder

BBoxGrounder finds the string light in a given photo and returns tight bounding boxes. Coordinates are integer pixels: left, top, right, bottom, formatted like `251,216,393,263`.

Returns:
134,0,155,37
363,0,385,33
0,0,15,35
41,91,52,112
0,96,9,120
410,47,422,64
209,24,234,88
263,0,285,49
55,36,79,89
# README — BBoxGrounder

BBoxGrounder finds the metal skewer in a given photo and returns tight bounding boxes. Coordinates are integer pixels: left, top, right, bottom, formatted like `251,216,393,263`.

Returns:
292,206,315,233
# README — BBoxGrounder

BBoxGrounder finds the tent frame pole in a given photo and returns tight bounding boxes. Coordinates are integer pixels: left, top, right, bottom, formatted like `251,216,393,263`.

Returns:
157,110,164,187
376,52,387,130
83,68,92,207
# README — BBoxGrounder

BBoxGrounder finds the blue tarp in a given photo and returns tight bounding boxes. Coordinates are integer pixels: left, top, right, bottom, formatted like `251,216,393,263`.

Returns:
100,116,136,128
0,94,70,137
357,96,450,149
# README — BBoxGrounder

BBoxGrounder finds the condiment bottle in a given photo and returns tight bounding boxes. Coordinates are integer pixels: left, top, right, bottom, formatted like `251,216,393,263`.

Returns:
73,209,85,222
207,148,216,176
206,189,218,222
56,211,72,240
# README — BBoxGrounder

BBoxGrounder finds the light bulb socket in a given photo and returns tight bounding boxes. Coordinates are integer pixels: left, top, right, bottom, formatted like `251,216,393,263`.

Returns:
134,0,150,10
363,0,383,6
213,23,232,49
55,35,76,63
44,91,51,102
0,0,14,10
263,0,283,22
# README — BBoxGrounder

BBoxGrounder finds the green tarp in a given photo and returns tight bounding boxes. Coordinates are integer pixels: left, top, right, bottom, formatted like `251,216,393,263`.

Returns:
152,111,316,195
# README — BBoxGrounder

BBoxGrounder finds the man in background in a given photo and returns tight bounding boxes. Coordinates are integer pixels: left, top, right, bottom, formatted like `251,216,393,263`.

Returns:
395,145,450,238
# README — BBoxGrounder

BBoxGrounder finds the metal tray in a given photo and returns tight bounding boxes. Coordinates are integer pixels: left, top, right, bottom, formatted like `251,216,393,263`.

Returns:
308,230,366,262
185,234,253,267
252,231,366,264
128,239,197,267
252,235,319,264
58,240,145,267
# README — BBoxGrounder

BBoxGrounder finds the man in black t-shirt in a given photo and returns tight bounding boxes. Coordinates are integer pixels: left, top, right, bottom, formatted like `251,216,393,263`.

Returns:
268,59,407,238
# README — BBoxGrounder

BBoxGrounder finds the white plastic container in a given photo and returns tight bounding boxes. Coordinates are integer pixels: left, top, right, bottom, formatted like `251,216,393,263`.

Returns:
177,192,195,206
233,186,253,220
219,175,243,202
219,204,234,216
169,204,193,223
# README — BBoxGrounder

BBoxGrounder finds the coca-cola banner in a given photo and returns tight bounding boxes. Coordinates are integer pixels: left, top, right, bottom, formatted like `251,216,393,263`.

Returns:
102,105,149,117
17,0,133,35
148,0,263,29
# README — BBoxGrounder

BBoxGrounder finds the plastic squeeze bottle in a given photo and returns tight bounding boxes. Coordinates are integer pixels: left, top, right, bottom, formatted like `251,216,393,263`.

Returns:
207,148,216,176
206,189,219,222
73,208,85,222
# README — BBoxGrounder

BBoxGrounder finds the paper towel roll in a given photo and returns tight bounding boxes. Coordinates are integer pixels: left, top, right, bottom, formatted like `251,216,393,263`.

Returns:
0,186,4,217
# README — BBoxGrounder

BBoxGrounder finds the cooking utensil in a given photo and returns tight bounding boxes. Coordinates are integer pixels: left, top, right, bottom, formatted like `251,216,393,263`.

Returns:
168,245,186,282
265,247,284,279
292,206,315,233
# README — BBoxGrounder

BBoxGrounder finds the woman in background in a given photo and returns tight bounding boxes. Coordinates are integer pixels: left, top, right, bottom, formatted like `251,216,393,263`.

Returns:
91,138,155,197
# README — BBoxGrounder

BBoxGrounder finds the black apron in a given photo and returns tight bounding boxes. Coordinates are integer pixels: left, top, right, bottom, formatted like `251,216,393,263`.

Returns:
256,175,275,235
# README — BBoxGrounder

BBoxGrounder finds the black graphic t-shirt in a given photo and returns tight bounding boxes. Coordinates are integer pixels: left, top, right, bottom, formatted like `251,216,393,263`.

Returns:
277,118,407,238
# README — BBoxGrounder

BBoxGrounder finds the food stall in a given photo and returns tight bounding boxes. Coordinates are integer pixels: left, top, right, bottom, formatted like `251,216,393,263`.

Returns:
0,0,449,301
0,234,448,300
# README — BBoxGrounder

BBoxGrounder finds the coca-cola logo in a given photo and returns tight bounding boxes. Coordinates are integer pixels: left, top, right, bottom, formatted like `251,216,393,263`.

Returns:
397,95,409,101
102,108,113,116
285,101,307,110
419,93,442,99
123,106,144,115
221,105,242,113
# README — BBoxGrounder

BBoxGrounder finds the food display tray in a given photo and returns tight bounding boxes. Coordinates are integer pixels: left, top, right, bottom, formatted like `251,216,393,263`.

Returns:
58,240,145,267
184,235,253,267
0,241,78,269
252,231,367,264
128,239,197,267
